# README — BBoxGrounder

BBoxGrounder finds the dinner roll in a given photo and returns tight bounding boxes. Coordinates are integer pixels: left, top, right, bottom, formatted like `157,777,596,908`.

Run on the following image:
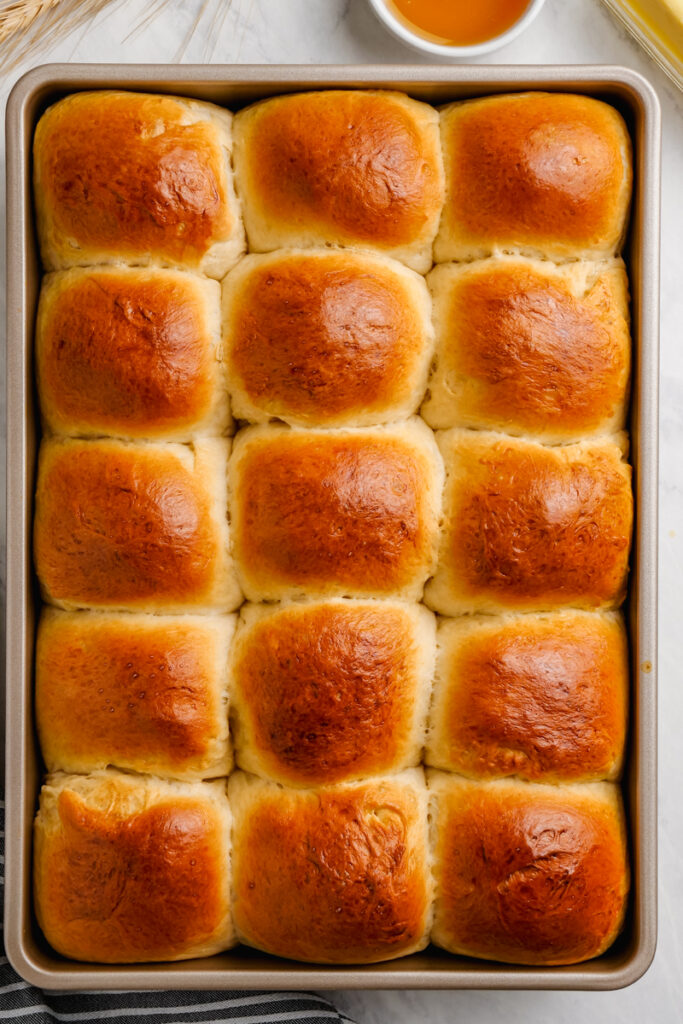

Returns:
422,257,631,442
231,599,435,786
229,420,443,602
222,249,434,428
427,611,628,783
36,267,229,441
34,437,242,613
435,93,632,263
33,91,245,277
232,90,444,272
34,771,234,963
424,430,632,616
429,772,629,965
230,769,431,963
36,609,235,781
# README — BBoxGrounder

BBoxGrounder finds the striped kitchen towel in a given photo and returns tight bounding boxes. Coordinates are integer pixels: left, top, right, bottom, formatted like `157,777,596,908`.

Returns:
0,801,357,1024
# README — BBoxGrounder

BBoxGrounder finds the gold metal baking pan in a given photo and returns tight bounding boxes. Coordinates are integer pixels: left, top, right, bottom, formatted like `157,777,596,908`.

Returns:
4,63,660,991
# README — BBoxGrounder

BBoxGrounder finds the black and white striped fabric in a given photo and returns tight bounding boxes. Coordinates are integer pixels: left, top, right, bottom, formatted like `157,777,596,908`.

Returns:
0,802,357,1024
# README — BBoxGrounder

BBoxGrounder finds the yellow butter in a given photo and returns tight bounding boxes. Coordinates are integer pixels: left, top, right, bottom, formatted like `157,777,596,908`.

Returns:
630,0,683,58
603,0,683,89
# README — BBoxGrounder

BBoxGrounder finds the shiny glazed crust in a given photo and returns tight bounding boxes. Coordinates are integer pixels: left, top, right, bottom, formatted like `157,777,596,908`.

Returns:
422,256,631,442
425,430,632,615
435,92,632,263
232,90,444,272
34,437,242,613
222,248,434,427
36,267,229,441
229,420,444,602
230,599,435,786
426,611,629,783
33,771,234,963
229,769,432,963
29,87,636,970
33,91,245,278
429,773,629,965
36,609,235,780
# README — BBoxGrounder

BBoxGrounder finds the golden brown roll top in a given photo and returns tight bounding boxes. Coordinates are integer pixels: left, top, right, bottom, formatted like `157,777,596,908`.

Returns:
33,770,234,963
33,91,245,278
229,769,431,963
429,773,629,965
222,249,434,428
232,90,444,273
231,599,435,786
36,609,235,780
229,420,443,602
36,267,229,441
435,93,632,263
34,437,242,613
422,257,631,442
425,430,632,616
427,611,628,783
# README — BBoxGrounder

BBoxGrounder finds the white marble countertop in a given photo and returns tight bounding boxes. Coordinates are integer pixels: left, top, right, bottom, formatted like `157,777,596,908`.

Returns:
1,0,681,1020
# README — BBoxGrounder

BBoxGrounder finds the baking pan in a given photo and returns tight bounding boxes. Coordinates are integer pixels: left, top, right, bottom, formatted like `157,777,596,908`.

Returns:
4,63,660,991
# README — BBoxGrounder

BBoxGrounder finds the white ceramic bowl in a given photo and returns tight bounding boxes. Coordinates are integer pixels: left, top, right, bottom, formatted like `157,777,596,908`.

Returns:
366,0,547,58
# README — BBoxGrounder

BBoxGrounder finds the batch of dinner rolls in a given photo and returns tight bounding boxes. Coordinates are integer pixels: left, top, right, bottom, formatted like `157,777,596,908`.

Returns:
32,87,633,967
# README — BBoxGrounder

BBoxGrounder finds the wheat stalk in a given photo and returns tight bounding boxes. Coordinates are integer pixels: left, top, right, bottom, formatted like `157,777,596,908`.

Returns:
0,0,59,44
0,0,137,71
0,0,232,75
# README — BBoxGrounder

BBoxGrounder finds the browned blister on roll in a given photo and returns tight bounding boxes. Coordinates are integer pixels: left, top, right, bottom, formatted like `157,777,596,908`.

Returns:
33,771,234,963
34,91,245,277
229,769,432,964
429,772,629,965
232,90,444,272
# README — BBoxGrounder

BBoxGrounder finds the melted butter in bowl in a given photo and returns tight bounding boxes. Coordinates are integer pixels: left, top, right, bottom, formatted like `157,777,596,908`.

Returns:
387,0,533,46
367,0,547,56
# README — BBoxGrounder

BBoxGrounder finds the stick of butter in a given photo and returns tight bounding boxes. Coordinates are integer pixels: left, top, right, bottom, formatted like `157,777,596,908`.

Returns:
602,0,683,89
